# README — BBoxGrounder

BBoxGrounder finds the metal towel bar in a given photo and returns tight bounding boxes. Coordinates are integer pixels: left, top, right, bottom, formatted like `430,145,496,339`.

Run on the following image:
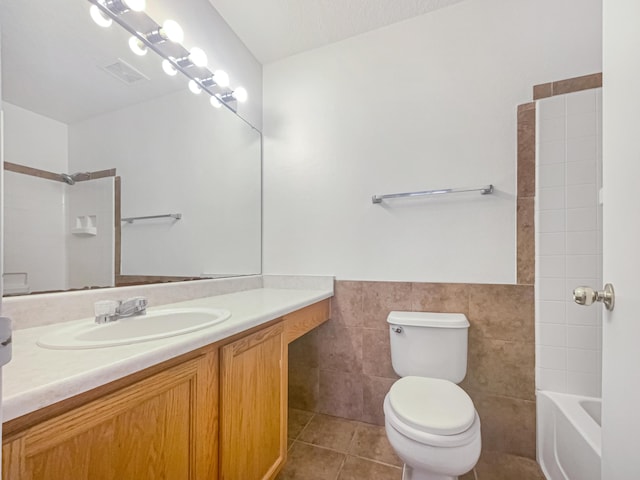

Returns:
372,185,493,204
122,213,182,223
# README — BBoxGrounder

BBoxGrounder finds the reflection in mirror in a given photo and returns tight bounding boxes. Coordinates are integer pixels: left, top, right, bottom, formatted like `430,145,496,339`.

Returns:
1,0,262,296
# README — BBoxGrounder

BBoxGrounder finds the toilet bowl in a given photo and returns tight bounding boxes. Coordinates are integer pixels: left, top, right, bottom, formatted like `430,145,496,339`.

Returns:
383,312,481,480
383,376,481,480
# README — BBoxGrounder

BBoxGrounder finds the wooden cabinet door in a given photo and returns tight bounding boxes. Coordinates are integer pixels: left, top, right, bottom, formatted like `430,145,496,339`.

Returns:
220,322,287,480
2,349,218,480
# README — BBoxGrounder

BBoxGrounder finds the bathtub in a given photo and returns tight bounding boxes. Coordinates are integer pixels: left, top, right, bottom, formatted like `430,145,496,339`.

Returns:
537,390,601,480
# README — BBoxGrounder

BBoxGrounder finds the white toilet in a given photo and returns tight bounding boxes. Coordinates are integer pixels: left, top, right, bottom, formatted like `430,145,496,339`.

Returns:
383,311,481,480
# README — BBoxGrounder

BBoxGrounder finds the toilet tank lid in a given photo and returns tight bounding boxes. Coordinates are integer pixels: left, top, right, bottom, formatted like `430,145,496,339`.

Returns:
387,311,469,328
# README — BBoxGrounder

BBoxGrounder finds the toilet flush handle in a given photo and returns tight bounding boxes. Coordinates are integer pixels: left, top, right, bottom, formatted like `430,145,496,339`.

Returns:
391,325,403,334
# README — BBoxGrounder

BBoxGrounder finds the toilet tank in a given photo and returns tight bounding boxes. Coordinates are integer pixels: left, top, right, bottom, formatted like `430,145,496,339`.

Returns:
387,311,470,383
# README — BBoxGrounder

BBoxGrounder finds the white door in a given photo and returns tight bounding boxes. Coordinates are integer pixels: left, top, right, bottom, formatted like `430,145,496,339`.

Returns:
601,0,640,478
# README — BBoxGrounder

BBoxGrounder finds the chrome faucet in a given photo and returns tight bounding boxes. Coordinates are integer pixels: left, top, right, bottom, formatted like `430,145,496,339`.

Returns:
94,297,148,324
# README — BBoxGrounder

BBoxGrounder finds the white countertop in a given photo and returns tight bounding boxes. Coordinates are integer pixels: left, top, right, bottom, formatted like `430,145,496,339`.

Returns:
2,287,332,423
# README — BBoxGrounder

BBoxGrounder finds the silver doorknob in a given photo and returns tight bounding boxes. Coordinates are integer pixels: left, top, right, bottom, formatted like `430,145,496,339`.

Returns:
573,284,615,311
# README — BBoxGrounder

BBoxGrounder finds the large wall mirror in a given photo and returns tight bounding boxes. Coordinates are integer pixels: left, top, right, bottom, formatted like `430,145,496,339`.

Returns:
0,0,262,296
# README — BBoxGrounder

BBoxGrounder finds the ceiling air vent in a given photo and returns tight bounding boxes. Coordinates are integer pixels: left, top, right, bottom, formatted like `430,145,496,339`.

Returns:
101,59,149,85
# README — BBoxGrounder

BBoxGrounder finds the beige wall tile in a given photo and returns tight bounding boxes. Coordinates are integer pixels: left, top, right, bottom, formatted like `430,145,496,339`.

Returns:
289,365,320,411
319,370,364,420
332,281,364,327
410,283,470,314
361,281,412,330
518,103,536,199
468,284,535,343
317,323,363,373
553,72,602,96
362,376,396,426
472,393,536,459
533,82,553,100
290,329,319,368
466,333,535,400
517,198,535,285
362,329,399,379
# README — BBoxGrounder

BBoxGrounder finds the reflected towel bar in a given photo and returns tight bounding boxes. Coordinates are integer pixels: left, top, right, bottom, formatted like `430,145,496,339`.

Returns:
122,213,182,223
372,185,494,204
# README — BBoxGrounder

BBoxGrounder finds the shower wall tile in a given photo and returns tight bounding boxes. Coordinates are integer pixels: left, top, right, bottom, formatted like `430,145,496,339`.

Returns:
566,89,597,114
566,184,597,208
538,164,565,188
566,161,597,185
566,231,598,255
538,188,565,210
538,256,565,278
567,136,597,163
538,210,565,233
538,116,565,142
538,324,567,347
566,112,597,138
566,301,598,325
538,141,565,165
566,208,597,231
535,87,602,398
536,367,566,392
537,301,565,324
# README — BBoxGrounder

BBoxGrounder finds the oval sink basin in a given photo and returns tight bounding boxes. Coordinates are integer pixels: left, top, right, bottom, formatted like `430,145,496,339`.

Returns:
37,307,231,349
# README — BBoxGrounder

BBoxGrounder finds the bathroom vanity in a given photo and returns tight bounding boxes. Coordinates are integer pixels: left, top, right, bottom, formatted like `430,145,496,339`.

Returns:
0,289,331,480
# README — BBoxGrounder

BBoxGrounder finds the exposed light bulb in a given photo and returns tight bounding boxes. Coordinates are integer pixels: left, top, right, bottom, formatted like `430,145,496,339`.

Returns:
213,70,230,88
123,0,145,12
90,5,113,28
232,87,248,103
161,19,184,43
188,80,202,95
210,95,222,108
128,36,147,56
189,47,208,68
162,59,178,76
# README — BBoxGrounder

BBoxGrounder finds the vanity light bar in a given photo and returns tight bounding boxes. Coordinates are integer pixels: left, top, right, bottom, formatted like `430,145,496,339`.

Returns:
86,0,247,111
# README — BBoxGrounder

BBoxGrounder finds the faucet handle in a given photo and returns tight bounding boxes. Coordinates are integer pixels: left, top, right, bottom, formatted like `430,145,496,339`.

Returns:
94,300,119,323
124,297,148,308
120,297,148,315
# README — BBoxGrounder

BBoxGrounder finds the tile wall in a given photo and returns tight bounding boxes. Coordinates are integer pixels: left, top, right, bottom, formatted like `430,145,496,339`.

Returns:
535,88,603,397
289,280,537,460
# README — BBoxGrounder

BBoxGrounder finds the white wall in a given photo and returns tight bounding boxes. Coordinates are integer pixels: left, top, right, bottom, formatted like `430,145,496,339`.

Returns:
263,0,602,282
535,89,603,397
69,89,261,278
2,102,68,292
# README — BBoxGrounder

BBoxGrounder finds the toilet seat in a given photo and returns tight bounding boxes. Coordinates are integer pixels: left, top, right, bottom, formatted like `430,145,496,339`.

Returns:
388,376,475,435
384,377,480,448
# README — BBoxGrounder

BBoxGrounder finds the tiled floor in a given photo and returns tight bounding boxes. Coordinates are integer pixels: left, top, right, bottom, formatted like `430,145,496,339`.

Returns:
280,409,546,480
278,409,403,480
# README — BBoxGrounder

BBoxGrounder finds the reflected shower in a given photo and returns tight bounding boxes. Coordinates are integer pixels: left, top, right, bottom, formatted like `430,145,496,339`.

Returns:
60,172,91,185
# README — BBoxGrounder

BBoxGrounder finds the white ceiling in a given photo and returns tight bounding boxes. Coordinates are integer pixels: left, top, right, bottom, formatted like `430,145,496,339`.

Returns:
207,0,467,64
